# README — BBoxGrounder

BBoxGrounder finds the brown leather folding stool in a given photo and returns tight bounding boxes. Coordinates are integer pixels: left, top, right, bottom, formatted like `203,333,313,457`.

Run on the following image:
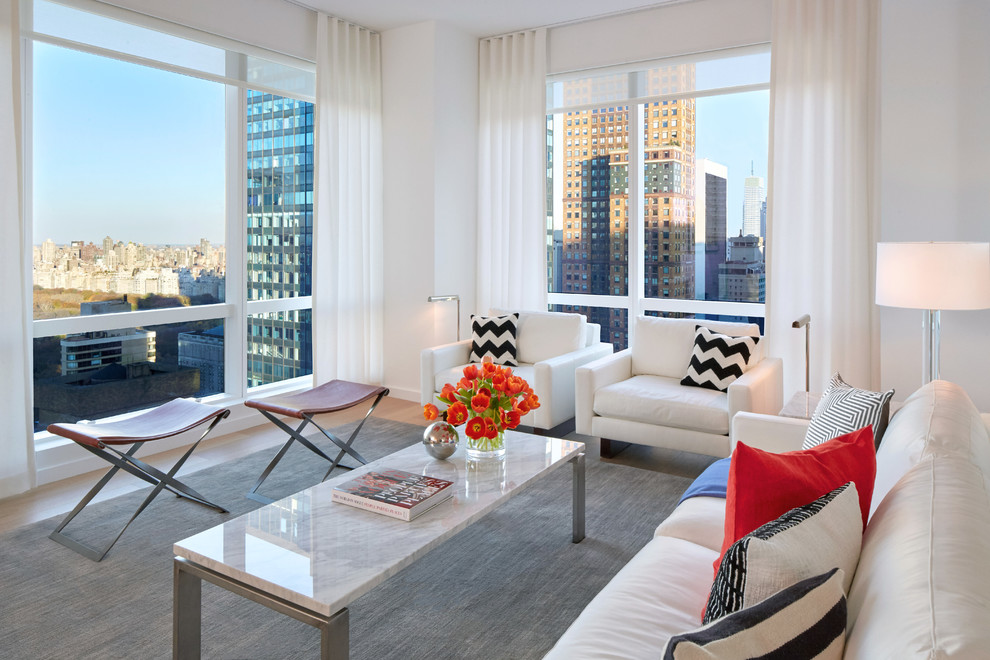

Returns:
47,398,230,561
244,379,389,504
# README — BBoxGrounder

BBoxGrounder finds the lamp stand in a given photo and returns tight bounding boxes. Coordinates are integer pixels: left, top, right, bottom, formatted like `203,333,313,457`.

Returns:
923,309,940,383
427,295,461,342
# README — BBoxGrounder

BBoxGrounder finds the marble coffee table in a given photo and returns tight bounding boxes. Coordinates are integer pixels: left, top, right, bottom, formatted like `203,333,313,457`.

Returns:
172,431,586,659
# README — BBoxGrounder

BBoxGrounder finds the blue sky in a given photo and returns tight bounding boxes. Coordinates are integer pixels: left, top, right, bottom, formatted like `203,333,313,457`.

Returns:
696,89,770,238
32,42,226,246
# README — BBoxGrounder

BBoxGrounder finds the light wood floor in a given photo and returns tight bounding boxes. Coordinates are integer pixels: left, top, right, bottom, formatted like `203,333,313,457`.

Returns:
0,397,428,535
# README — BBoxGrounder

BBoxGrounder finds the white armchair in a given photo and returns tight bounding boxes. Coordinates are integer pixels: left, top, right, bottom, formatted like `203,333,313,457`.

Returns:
421,310,613,434
575,316,783,458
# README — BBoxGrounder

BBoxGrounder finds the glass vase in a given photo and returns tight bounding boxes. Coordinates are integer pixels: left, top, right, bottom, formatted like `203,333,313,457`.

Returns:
465,428,506,460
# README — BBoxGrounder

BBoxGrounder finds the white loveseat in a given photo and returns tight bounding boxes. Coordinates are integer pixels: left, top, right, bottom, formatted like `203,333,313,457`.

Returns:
420,310,613,433
546,380,990,658
576,316,783,458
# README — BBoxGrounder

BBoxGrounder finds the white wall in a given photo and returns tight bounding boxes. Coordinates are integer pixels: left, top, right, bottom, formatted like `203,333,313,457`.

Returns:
879,0,990,410
381,21,478,401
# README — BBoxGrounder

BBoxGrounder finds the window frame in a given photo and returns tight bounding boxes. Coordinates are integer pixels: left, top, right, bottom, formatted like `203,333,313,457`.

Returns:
546,45,770,347
24,0,316,446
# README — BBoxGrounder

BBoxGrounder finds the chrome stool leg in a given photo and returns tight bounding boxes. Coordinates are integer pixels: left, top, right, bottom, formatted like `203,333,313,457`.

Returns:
49,410,229,562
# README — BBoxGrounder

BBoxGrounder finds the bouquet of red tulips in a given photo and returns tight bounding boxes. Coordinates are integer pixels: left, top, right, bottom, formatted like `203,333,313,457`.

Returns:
423,358,540,456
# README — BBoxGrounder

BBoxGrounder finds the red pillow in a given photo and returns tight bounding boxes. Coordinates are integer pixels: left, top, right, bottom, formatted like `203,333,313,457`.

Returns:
716,425,877,574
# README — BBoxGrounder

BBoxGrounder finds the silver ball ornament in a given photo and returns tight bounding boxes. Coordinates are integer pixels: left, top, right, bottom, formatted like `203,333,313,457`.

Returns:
423,420,459,459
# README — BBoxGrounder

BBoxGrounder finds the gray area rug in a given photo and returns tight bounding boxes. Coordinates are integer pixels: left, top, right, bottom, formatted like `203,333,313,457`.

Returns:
0,419,697,659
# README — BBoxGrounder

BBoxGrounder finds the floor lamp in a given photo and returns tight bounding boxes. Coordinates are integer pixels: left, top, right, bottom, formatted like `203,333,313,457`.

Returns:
792,314,811,415
876,242,990,383
427,295,461,342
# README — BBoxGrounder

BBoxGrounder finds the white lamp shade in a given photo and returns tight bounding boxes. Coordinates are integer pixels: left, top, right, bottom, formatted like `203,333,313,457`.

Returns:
876,242,990,310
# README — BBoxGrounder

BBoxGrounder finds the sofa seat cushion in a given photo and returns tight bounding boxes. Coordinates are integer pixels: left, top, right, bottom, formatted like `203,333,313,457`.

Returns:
845,455,990,659
544,536,718,660
593,375,729,435
655,496,727,552
433,363,534,396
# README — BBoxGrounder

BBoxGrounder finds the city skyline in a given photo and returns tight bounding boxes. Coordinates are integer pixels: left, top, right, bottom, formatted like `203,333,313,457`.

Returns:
32,41,226,245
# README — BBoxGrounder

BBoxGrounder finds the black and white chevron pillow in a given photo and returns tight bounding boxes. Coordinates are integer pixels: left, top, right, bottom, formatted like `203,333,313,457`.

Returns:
680,325,760,392
704,482,862,624
665,568,847,660
803,373,894,450
470,313,518,366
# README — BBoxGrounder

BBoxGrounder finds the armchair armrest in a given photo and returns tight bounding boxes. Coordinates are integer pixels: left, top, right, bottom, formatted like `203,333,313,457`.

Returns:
727,357,783,422
575,349,633,436
532,342,614,429
420,340,471,405
731,411,809,454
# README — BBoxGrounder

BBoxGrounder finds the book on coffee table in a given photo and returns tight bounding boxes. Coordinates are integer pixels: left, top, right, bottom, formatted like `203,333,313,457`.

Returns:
331,468,454,521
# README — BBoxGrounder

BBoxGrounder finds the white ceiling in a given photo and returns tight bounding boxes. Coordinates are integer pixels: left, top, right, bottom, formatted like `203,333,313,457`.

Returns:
294,0,682,37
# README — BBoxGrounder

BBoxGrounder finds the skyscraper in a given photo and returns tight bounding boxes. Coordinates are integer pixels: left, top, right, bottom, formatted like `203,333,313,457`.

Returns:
743,175,765,238
696,159,727,302
557,64,696,349
719,232,765,303
245,90,314,388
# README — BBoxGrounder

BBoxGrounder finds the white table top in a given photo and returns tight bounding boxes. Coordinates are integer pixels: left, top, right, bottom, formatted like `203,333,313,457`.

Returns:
174,431,585,617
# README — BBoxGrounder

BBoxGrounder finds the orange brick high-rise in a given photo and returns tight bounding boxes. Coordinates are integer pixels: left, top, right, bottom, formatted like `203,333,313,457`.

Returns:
557,65,696,349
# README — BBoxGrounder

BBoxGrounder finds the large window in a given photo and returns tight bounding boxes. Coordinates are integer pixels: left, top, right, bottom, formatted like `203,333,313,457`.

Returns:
26,0,316,431
547,47,770,350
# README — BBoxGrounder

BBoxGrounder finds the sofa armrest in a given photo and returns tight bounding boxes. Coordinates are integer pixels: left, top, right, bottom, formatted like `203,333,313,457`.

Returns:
575,349,633,436
730,411,809,453
420,340,471,405
727,357,783,422
532,342,614,429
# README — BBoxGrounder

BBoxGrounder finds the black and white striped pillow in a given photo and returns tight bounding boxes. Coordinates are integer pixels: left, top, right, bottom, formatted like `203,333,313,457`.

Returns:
470,313,518,366
803,373,894,450
704,482,861,624
664,568,846,660
680,325,760,392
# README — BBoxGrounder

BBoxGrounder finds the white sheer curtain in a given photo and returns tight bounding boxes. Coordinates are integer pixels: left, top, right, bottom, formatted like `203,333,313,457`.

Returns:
312,15,384,385
477,29,547,313
765,0,881,396
0,0,34,498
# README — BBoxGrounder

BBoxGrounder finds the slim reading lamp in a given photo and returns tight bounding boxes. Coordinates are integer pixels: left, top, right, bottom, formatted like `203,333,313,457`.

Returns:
791,314,811,415
427,295,461,341
876,242,990,383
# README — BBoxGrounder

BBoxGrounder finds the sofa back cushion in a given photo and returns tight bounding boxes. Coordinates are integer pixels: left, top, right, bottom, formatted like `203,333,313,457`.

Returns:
491,309,585,364
870,380,990,518
632,316,761,378
845,455,990,659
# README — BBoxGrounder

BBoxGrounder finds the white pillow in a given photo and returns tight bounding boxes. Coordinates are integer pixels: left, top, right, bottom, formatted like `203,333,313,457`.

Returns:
665,568,846,660
704,482,862,623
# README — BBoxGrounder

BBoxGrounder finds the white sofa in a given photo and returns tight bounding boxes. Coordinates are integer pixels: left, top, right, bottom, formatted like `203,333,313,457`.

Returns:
546,380,990,658
576,316,783,458
421,310,613,433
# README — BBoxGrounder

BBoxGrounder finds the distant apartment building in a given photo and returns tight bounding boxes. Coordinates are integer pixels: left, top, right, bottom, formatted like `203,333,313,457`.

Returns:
60,329,156,376
719,232,766,303
696,159,728,301
178,325,224,396
245,90,314,387
557,64,696,349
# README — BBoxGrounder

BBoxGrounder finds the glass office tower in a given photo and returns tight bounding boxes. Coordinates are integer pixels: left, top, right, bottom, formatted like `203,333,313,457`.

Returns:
245,90,315,387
